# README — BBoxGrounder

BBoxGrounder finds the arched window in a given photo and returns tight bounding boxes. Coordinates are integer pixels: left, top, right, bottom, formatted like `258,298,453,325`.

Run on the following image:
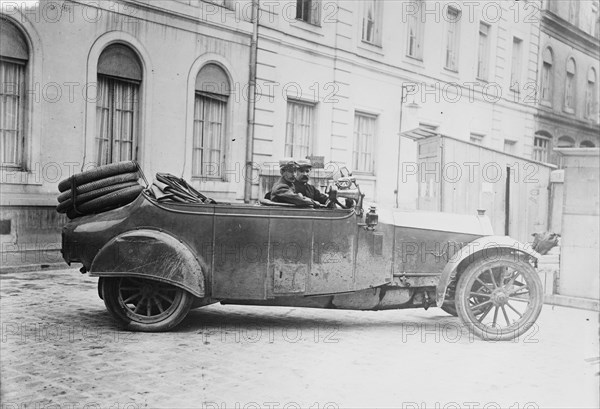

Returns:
564,58,576,112
533,131,552,163
192,64,230,178
580,140,595,148
586,67,597,120
95,44,142,165
0,18,29,169
541,47,553,104
557,135,575,148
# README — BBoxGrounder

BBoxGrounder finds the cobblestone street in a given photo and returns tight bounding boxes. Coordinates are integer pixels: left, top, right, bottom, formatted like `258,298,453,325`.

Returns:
1,268,598,409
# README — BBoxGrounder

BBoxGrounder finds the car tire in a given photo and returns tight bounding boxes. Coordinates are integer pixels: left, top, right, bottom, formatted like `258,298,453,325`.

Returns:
57,172,140,203
58,161,138,192
101,276,193,332
455,253,543,341
56,181,140,213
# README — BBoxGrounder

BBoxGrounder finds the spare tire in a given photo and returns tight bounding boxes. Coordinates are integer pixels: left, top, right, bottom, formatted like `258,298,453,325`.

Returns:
57,172,140,203
56,181,141,213
75,184,144,214
58,161,138,193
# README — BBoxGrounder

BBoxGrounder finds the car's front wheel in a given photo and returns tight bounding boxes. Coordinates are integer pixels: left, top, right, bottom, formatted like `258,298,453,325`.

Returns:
102,277,193,332
455,254,543,341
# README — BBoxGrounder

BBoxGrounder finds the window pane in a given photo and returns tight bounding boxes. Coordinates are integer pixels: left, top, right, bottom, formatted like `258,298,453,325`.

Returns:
285,101,314,159
362,0,379,44
533,136,549,163
477,22,489,79
0,60,24,167
192,94,226,177
445,8,460,70
510,37,522,90
353,113,376,173
95,76,139,165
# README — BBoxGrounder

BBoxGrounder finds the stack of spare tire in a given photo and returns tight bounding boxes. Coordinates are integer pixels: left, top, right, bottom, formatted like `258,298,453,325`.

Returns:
56,161,145,219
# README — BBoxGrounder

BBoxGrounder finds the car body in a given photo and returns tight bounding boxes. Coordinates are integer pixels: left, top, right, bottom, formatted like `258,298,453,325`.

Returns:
61,174,543,340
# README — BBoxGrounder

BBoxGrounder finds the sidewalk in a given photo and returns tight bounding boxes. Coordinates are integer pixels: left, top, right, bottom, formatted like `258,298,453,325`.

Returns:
0,248,72,274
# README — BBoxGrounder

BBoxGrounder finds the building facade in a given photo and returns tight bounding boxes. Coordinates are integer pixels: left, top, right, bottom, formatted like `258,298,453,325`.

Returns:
533,0,600,165
249,0,543,209
1,0,254,258
1,0,549,258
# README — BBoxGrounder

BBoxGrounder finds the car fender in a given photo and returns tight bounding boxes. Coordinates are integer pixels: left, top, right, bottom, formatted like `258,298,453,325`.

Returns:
435,235,540,307
90,229,205,298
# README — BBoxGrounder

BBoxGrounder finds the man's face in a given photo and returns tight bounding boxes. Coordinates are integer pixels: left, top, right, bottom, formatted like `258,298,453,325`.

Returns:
282,167,297,183
297,167,310,184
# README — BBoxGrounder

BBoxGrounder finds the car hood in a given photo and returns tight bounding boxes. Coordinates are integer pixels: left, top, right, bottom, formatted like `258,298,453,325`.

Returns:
378,208,494,237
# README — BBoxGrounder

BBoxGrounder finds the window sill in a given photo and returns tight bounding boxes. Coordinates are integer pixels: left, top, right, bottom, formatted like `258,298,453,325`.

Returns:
404,55,424,68
358,40,383,55
405,54,423,62
563,107,575,115
541,100,552,108
288,19,325,36
441,67,460,81
191,176,227,182
354,172,376,180
199,0,234,10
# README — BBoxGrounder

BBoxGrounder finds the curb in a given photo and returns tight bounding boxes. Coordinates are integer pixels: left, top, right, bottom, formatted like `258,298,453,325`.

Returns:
544,294,600,312
0,262,73,274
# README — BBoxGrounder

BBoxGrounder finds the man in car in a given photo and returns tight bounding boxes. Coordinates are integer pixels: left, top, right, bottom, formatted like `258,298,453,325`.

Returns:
270,159,321,207
293,159,330,206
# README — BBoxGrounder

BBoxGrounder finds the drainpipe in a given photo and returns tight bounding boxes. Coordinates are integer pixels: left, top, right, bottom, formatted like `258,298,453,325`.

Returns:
244,0,259,203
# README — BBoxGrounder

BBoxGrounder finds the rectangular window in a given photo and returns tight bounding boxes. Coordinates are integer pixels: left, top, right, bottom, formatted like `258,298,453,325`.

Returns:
285,101,314,159
192,94,226,178
470,133,485,145
533,136,550,163
477,22,490,80
445,8,461,71
568,1,580,25
510,37,523,91
407,2,424,59
0,60,25,168
296,0,320,25
362,0,381,45
504,139,517,155
353,113,376,174
95,76,139,166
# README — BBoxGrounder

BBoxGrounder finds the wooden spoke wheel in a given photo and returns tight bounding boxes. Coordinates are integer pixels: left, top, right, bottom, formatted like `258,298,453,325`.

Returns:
455,254,543,341
102,277,193,332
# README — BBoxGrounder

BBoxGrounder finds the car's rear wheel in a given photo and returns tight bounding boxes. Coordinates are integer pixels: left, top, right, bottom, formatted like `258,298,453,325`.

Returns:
102,277,193,332
455,254,543,341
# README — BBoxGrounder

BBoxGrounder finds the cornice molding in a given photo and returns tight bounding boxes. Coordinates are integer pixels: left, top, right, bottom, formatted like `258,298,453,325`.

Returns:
535,108,600,132
541,10,600,58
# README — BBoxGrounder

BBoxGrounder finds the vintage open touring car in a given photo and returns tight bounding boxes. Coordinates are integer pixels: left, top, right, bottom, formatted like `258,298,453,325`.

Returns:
59,161,543,341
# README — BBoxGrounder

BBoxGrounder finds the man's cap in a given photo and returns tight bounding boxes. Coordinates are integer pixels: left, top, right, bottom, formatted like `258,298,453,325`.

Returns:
279,158,298,170
296,159,312,169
